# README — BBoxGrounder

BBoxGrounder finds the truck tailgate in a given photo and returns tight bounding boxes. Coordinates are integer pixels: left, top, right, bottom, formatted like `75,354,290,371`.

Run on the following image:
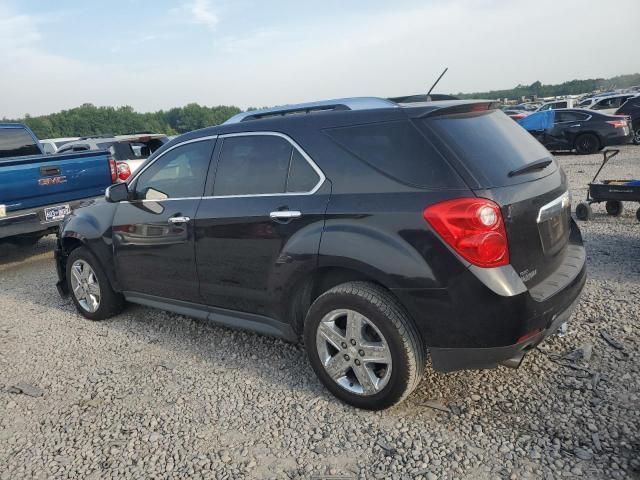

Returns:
0,150,112,212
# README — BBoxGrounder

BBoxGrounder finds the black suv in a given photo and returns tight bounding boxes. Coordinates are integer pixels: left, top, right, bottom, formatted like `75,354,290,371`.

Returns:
56,98,586,410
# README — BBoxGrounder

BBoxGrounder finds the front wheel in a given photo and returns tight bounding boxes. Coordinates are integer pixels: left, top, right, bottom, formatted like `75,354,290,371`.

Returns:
66,247,124,320
633,127,640,145
575,133,600,155
304,282,425,410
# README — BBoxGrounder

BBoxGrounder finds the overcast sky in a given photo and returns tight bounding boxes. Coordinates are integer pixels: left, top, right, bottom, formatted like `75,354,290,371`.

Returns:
1,0,639,118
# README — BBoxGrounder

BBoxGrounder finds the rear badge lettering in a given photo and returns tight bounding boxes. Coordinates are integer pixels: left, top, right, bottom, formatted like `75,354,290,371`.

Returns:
519,269,537,283
38,176,67,186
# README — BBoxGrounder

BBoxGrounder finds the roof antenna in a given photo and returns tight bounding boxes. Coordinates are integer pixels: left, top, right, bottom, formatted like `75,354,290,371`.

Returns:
426,67,448,101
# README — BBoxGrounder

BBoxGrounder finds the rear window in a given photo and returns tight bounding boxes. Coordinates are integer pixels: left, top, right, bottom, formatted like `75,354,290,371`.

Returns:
0,127,41,158
424,109,555,188
97,141,135,160
325,120,463,189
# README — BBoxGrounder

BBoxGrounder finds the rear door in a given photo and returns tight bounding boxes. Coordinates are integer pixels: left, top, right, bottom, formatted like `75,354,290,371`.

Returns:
112,137,215,302
194,132,329,320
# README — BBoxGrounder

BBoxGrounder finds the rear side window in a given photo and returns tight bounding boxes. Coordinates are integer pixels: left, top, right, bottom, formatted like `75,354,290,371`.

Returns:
325,121,463,189
213,135,321,196
0,128,41,158
424,109,554,188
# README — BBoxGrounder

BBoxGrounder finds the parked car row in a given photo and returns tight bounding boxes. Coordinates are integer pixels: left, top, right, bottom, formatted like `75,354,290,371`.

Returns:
517,109,632,154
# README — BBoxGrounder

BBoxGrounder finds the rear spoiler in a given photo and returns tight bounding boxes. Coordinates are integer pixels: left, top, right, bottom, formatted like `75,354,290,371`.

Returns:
420,101,501,118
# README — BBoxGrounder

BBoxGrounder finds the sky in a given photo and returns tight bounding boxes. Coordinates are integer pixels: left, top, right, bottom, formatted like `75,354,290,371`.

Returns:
1,0,639,118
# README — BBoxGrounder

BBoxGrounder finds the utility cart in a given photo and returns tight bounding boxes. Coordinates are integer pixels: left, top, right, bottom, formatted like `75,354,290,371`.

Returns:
575,149,640,222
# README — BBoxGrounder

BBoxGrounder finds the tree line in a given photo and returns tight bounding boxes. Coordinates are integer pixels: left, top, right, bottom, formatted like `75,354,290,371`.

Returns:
4,72,640,139
455,73,640,101
2,103,242,139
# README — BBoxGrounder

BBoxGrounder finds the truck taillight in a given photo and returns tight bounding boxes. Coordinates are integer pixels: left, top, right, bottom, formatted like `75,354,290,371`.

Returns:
117,161,131,181
108,156,117,183
423,198,509,268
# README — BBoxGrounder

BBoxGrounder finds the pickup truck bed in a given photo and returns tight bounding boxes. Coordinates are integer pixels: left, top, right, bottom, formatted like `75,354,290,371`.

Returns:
0,123,115,241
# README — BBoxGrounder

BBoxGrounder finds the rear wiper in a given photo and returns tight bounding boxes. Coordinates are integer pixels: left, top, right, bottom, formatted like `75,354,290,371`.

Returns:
508,158,553,177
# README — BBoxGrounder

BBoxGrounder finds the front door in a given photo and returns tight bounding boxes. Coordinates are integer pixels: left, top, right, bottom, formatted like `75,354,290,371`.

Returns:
113,138,215,302
195,133,329,320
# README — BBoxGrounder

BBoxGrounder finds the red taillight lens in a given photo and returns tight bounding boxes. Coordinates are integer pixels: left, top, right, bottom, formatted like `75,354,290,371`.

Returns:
511,113,526,120
606,119,627,128
117,161,131,181
109,156,117,183
423,198,510,268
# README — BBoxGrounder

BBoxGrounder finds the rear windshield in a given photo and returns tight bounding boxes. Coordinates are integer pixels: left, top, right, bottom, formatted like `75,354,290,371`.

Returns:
97,142,135,161
423,109,555,188
325,120,464,189
0,127,41,158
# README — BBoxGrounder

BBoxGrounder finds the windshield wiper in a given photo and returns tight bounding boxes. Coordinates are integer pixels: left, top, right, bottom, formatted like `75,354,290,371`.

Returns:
508,158,553,177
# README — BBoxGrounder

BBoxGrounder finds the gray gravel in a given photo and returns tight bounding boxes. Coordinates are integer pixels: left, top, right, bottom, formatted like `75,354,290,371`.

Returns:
1,145,639,479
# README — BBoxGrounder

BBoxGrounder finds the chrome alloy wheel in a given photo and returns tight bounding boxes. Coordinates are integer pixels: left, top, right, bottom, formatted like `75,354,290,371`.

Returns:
315,309,392,396
70,259,101,313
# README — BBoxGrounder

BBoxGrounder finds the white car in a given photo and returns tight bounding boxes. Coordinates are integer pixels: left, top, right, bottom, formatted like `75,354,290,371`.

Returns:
536,99,579,111
586,93,639,115
39,137,81,154
56,134,169,175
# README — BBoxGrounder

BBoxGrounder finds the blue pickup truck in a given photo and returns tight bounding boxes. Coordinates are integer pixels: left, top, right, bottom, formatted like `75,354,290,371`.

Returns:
0,123,117,245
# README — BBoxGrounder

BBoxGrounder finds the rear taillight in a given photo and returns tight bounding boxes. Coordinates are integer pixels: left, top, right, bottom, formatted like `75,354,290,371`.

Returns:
423,198,509,268
108,156,117,183
117,161,131,181
606,119,627,128
511,113,527,120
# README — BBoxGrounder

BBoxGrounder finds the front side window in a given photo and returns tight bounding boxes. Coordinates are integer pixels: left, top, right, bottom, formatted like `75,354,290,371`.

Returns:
134,140,213,200
213,135,321,196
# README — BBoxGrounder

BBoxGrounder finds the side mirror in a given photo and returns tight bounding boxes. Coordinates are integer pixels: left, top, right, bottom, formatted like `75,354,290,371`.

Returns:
105,182,129,203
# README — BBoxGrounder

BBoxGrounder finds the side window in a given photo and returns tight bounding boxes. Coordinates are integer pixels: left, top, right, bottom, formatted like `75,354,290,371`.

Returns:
287,149,320,192
213,135,320,196
134,140,213,200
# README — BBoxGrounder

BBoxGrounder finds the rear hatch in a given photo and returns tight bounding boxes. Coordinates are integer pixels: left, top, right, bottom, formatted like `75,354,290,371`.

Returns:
0,150,112,212
418,105,575,296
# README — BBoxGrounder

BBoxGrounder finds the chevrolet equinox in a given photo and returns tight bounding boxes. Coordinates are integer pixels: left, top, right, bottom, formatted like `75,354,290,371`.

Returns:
56,98,586,410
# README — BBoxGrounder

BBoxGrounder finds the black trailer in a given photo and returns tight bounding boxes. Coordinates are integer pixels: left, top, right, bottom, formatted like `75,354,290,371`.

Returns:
575,149,640,221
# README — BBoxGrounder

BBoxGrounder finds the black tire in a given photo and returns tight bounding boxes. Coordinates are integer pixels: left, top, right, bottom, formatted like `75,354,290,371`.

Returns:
605,200,624,217
66,247,124,321
633,126,640,145
575,202,592,221
574,133,600,155
636,207,640,222
304,281,425,410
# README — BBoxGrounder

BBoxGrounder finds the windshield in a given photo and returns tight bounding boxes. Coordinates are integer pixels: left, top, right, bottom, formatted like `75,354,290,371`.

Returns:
423,109,555,188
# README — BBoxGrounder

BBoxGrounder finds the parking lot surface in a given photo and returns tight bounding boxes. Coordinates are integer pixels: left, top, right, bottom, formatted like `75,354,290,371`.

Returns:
1,146,639,480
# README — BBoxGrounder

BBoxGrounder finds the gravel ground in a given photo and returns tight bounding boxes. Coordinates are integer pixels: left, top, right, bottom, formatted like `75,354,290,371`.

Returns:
1,145,639,480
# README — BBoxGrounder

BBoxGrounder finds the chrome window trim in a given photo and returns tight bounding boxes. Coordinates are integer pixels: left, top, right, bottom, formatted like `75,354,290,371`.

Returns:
124,131,326,203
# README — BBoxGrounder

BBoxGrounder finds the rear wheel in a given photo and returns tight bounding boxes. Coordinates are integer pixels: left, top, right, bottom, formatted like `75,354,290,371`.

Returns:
66,247,124,320
575,133,600,155
575,202,592,221
304,281,425,410
636,207,640,222
633,125,640,145
605,200,624,217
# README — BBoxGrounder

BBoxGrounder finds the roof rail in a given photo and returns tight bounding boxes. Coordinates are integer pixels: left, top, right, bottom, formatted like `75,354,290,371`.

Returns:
223,97,399,124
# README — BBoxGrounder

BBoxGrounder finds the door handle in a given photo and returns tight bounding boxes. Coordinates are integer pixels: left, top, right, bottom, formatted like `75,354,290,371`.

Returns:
270,210,302,220
168,216,190,224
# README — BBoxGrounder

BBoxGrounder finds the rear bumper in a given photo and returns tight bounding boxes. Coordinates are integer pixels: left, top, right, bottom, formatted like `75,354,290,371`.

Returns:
429,286,582,372
0,198,96,240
